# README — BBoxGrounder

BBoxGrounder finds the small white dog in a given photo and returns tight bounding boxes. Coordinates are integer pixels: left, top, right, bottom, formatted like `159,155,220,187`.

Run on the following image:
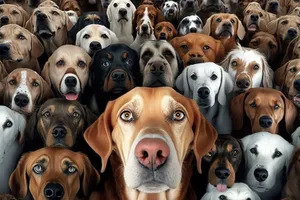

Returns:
0,106,26,193
242,132,294,200
75,24,119,55
161,1,179,25
177,15,203,36
65,10,79,26
175,62,233,135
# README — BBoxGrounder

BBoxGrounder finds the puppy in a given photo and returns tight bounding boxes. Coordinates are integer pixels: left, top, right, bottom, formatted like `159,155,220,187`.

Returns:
75,24,119,55
41,45,91,101
65,10,78,25
161,0,178,26
177,15,203,36
221,46,273,94
265,0,283,16
0,68,53,115
9,147,100,200
154,21,177,41
0,4,29,27
176,62,233,135
171,33,225,67
0,106,26,194
59,0,82,16
230,88,297,139
139,40,181,87
178,0,199,20
242,132,294,200
0,24,44,73
107,0,136,45
202,13,246,54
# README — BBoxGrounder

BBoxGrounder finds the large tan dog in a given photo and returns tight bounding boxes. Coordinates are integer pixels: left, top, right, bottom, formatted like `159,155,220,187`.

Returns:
0,24,44,74
25,6,73,56
85,87,217,200
0,4,29,27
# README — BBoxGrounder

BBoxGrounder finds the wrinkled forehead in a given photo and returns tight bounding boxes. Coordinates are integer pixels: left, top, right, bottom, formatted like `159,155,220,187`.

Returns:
188,65,221,77
85,25,109,36
288,60,300,70
51,48,88,63
141,41,176,55
245,91,283,103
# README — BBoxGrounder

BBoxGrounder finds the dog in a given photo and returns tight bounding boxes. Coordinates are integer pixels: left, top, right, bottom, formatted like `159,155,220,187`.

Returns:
25,6,73,56
230,88,297,139
0,24,44,73
154,21,177,41
39,0,59,8
59,0,82,16
221,46,273,94
177,15,203,36
41,45,91,101
202,13,246,54
161,0,178,26
281,36,300,66
0,106,26,194
107,0,136,45
75,24,119,55
9,147,100,200
237,0,267,19
0,68,53,115
176,62,233,135
290,6,300,17
84,87,217,199
0,4,29,27
281,0,300,14
65,10,78,25
171,33,225,67
87,44,140,114
265,0,283,16
197,0,228,24
139,40,181,87
178,0,199,21
242,132,294,200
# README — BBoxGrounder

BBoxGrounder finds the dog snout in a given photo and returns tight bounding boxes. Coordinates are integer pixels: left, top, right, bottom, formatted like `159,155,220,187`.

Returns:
37,12,47,21
250,14,259,22
0,44,10,55
52,126,67,139
222,22,232,29
89,41,102,51
236,79,250,89
112,70,126,82
65,76,77,88
198,87,210,99
169,8,174,13
294,79,300,91
259,116,273,128
0,16,9,25
135,138,170,170
288,28,298,38
150,62,165,76
254,168,268,182
142,24,148,32
215,167,230,180
14,94,29,107
190,27,197,33
269,1,278,8
189,52,201,58
119,8,127,16
187,0,193,7
44,183,64,200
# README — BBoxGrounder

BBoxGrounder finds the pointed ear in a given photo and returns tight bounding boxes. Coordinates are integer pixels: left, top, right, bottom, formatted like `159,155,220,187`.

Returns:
230,91,249,130
202,15,213,35
236,17,246,40
275,60,290,87
15,111,26,144
84,100,115,173
261,57,274,88
41,61,51,85
281,93,297,134
37,76,53,104
31,33,44,59
217,67,233,106
215,40,225,63
267,18,279,35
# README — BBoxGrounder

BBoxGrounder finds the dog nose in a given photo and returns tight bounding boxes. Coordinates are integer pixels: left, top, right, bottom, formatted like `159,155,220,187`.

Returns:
269,1,278,8
89,41,101,51
250,14,259,22
0,43,10,55
215,167,230,180
259,116,273,128
223,22,232,28
142,24,148,32
135,138,170,170
65,76,77,88
119,8,127,16
288,28,298,37
187,0,193,6
198,87,210,99
254,168,268,182
14,94,29,107
0,16,9,25
37,13,47,21
44,183,64,200
52,126,67,139
294,79,300,91
150,62,165,76
160,32,166,37
189,52,201,58
190,27,197,33
112,71,126,82
169,8,174,13
236,79,250,89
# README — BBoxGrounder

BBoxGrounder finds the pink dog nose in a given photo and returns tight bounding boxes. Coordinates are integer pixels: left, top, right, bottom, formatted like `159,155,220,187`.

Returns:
135,138,170,170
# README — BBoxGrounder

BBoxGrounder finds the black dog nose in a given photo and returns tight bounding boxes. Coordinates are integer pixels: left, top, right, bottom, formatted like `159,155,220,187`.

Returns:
160,32,166,37
119,8,127,16
142,24,148,32
65,76,77,88
269,1,278,8
150,63,165,76
52,127,67,139
37,13,47,21
236,79,250,89
254,168,268,182
288,28,298,37
0,16,9,25
187,0,193,6
215,167,230,179
250,14,259,21
198,87,210,99
89,41,101,51
44,183,64,200
112,71,126,82
169,8,174,13
223,22,232,28
294,79,300,91
0,43,10,55
259,116,273,128
190,27,197,33
14,94,29,107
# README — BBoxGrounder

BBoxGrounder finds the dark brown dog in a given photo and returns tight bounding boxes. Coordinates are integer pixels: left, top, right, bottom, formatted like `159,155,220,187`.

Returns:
154,21,177,41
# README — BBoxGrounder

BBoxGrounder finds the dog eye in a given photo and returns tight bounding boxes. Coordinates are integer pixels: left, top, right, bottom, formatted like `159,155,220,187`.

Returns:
51,10,59,16
113,3,118,7
191,73,197,80
127,3,130,7
281,20,288,25
290,67,297,72
250,102,256,107
259,12,263,17
102,61,110,67
120,110,134,122
250,147,258,154
180,44,189,51
274,150,282,158
195,20,201,25
125,59,132,65
253,64,259,70
230,19,235,24
232,149,238,157
211,74,217,80
163,50,173,58
231,61,237,66
11,10,18,15
66,166,77,174
32,81,39,87
83,34,90,39
251,40,259,46
203,45,210,51
33,164,44,174
172,110,185,121
269,43,276,49
17,34,25,40
78,60,86,68
73,112,80,118
56,60,65,67
156,26,162,32
274,104,280,109
43,111,51,118
101,34,109,39
142,50,153,58
216,18,221,23
219,195,227,200
167,27,172,32
0,9,3,13
3,120,12,128
8,79,16,85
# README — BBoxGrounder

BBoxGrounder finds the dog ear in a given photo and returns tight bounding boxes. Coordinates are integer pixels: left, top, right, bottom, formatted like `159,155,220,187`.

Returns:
230,91,249,130
175,67,191,96
261,57,274,88
83,105,97,129
25,16,34,33
282,36,298,65
31,33,44,59
274,60,290,87
202,15,213,35
220,51,233,71
266,18,279,35
236,17,246,40
106,1,113,22
24,106,39,141
37,76,54,104
41,61,51,85
15,111,26,145
281,93,297,134
19,6,29,27
75,28,83,46
84,100,115,173
215,40,225,63
9,153,29,198
108,29,119,44
218,67,233,106
64,11,73,31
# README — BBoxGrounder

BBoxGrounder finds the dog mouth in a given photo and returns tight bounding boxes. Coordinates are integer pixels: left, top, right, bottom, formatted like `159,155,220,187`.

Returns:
37,25,54,39
248,23,258,32
63,91,79,101
159,35,167,40
218,30,232,38
293,94,300,107
118,17,128,22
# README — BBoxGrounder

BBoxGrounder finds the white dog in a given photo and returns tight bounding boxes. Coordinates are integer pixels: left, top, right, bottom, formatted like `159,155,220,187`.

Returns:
75,24,119,55
175,62,233,135
291,127,300,146
242,132,294,200
177,15,203,36
161,1,179,25
202,183,261,200
0,106,26,193
65,10,78,25
107,0,136,45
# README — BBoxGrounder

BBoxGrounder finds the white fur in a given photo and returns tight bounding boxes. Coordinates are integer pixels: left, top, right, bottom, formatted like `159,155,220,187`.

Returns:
177,15,203,36
65,10,78,25
292,126,300,146
60,73,81,95
161,1,179,20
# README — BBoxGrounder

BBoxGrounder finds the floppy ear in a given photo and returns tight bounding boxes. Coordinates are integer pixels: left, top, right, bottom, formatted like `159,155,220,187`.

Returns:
20,7,30,27
236,17,246,40
9,153,29,199
83,105,97,129
281,94,297,134
31,34,44,58
215,40,225,63
191,99,218,173
170,37,179,49
230,91,249,130
156,9,164,24
24,107,39,141
108,29,119,44
37,77,54,104
15,112,26,145
41,61,51,85
267,18,279,35
202,15,213,35
282,36,299,65
106,2,113,22
75,28,83,46
261,57,274,88
217,68,233,106
84,100,115,173
25,16,34,33
220,52,232,71
175,67,192,97
284,143,295,171
64,12,73,31
274,60,290,87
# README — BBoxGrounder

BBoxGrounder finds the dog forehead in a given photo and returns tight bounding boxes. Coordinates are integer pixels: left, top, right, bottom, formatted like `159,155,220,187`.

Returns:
188,63,221,76
230,49,263,65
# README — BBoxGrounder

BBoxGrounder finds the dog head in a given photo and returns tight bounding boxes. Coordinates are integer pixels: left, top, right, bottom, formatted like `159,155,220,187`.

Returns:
265,0,282,15
65,10,78,25
59,0,82,16
0,4,29,27
154,21,177,41
177,15,203,36
161,1,178,21
107,0,136,25
180,0,199,13
199,0,227,13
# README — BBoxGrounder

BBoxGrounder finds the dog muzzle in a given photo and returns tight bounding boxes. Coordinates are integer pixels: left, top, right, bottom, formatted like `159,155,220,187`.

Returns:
60,73,81,100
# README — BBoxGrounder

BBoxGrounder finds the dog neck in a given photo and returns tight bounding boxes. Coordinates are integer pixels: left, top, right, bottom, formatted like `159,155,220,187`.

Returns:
2,59,40,74
110,21,133,44
218,36,238,55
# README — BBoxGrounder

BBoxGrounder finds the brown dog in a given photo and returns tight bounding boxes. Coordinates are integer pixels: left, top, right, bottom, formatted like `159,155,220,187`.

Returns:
59,0,82,16
236,0,266,19
281,0,300,14
230,88,297,139
282,35,300,65
154,21,177,41
202,13,246,54
84,87,217,199
9,147,100,200
171,33,225,67
265,0,283,16
0,4,29,27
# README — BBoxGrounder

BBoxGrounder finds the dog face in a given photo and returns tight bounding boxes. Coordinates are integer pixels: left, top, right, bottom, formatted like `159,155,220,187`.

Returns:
84,87,217,192
242,132,294,194
161,1,178,21
221,46,273,93
177,15,203,36
107,0,136,25
39,0,59,8
282,0,300,14
1,68,53,114
0,4,29,27
199,0,226,13
265,0,282,15
154,21,177,41
171,33,225,67
180,0,198,13
139,40,180,87
75,24,119,55
9,147,100,200
291,6,300,17
41,45,91,101
65,10,78,25
238,0,264,13
60,0,82,16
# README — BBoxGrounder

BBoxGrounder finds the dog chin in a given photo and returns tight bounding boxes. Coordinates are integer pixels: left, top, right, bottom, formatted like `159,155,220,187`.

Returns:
293,94,300,107
137,183,170,193
37,26,54,39
118,18,128,22
218,30,232,38
249,184,270,193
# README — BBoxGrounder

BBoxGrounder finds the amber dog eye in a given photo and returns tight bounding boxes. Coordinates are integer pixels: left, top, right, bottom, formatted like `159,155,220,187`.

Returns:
172,110,185,121
120,110,134,122
32,81,39,87
250,102,256,107
290,67,297,73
